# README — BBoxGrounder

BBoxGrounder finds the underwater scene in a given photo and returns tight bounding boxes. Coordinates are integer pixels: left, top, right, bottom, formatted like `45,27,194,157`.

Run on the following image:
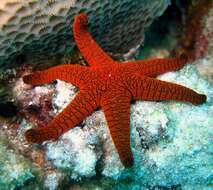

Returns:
0,0,212,189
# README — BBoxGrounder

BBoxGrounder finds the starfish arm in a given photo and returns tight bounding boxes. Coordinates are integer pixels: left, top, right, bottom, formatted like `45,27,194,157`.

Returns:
101,93,133,167
124,55,189,77
126,75,206,105
25,90,98,143
73,13,115,67
23,64,92,88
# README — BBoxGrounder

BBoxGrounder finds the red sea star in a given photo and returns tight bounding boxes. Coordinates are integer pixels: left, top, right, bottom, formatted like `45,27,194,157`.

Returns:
23,13,206,167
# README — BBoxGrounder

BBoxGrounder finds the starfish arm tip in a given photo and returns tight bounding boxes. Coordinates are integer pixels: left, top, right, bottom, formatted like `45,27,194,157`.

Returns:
25,128,42,143
179,52,192,63
23,74,33,84
74,13,88,28
195,94,207,105
23,72,42,86
123,155,134,167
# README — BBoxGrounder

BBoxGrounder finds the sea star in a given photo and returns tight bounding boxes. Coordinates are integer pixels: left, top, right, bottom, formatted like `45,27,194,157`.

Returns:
23,13,206,167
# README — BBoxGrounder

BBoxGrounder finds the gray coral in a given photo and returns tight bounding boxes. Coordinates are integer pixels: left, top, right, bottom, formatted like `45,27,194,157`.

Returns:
0,0,170,66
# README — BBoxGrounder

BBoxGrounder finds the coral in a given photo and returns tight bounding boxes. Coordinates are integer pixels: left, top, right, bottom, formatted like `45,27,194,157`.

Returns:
47,80,123,177
13,70,55,126
176,0,212,59
46,127,98,180
196,5,213,82
44,170,64,190
0,0,170,67
131,64,213,188
0,138,41,190
45,62,213,189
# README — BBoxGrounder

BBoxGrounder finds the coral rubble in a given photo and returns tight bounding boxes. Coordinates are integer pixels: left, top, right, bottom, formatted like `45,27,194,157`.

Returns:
0,137,41,190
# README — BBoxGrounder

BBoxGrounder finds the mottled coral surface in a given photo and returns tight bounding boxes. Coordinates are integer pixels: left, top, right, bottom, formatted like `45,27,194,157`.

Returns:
0,0,169,67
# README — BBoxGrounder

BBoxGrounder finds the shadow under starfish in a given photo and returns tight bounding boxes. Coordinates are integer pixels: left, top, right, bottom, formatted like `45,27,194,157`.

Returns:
23,13,206,167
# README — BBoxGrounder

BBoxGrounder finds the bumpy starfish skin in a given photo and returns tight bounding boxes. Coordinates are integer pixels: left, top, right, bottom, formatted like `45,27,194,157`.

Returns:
23,13,206,167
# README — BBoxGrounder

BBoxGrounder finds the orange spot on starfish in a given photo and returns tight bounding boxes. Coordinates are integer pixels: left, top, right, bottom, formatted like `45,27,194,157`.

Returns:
23,13,206,167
